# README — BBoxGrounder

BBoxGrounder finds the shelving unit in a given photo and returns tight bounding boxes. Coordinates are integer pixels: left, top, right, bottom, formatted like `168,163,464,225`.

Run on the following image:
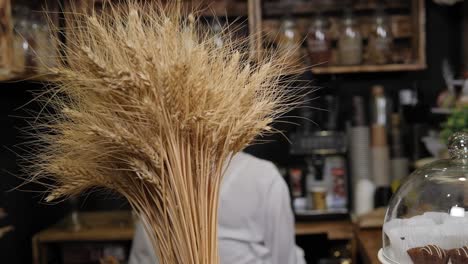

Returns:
311,63,426,74
252,0,426,74
0,0,254,82
0,0,429,79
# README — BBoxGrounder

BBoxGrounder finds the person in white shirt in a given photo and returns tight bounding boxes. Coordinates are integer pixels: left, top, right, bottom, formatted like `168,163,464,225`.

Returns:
129,152,306,264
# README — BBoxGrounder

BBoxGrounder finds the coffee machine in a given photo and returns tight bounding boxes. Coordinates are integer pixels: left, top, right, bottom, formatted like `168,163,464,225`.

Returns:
288,95,349,220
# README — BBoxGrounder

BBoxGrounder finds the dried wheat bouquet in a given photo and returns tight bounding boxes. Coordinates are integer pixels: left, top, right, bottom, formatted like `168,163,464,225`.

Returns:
27,2,297,264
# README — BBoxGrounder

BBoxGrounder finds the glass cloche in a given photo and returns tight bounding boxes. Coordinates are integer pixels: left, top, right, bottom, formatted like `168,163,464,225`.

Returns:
379,132,468,264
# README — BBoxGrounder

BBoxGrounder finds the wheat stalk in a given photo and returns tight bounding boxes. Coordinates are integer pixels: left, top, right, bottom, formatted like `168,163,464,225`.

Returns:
26,1,300,263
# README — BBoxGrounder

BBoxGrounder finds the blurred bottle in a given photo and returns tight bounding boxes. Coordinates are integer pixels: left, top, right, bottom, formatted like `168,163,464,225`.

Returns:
370,85,390,127
370,85,392,207
305,156,320,210
299,98,314,134
389,113,409,193
324,95,339,131
351,95,366,127
289,168,305,196
399,84,430,163
307,14,332,66
338,9,362,65
390,113,405,158
69,197,82,232
211,19,224,48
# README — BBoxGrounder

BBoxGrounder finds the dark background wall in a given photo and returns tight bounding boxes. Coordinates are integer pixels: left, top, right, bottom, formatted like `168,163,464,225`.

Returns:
0,1,464,263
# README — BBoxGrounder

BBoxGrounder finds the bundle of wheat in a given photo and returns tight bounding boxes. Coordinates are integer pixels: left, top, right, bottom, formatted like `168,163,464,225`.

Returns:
26,1,299,264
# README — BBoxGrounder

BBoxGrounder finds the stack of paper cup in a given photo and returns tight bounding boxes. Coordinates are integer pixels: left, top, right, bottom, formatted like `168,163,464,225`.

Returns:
355,178,375,216
350,126,371,180
350,126,375,216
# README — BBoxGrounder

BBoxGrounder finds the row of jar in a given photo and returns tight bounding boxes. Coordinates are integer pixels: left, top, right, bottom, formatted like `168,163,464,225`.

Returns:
277,10,394,66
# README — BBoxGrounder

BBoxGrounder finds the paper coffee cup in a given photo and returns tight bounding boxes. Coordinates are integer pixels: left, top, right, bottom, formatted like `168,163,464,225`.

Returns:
310,186,327,210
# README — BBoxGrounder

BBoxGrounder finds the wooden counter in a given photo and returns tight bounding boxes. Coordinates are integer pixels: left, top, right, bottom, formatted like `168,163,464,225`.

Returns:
355,228,382,264
32,211,134,264
295,220,354,240
32,211,355,264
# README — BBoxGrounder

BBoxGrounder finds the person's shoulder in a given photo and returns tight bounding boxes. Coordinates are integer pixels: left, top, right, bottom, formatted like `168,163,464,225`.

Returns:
234,152,282,182
236,152,275,168
236,153,290,203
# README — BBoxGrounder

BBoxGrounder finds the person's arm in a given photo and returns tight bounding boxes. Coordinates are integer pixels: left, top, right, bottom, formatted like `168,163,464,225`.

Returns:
263,169,306,264
128,221,159,264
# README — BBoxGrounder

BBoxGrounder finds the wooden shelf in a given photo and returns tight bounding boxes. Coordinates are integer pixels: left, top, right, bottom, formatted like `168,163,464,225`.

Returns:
431,107,454,115
263,1,410,17
252,0,426,74
263,15,414,41
92,0,249,17
311,63,426,74
0,72,57,82
198,1,248,17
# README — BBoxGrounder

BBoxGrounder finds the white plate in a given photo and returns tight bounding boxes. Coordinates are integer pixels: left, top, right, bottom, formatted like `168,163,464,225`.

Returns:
378,248,398,264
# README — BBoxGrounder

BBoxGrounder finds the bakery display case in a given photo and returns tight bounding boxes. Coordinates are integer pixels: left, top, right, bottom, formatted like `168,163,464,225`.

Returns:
380,132,468,264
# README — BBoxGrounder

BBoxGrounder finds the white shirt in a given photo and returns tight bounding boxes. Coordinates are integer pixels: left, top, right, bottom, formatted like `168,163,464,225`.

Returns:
129,152,306,264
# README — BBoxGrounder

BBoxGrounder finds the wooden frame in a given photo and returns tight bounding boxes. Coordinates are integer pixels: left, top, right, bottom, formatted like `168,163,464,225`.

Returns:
251,0,427,74
0,0,13,79
0,0,60,81
0,0,428,79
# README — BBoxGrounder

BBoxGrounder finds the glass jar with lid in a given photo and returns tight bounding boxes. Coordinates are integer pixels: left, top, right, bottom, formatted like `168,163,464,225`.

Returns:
307,14,332,66
366,9,393,65
380,132,468,264
12,5,31,73
277,16,303,68
211,19,224,48
32,12,58,74
338,9,362,65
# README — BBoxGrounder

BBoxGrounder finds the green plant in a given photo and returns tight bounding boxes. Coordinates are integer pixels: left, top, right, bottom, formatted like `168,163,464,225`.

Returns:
441,107,468,143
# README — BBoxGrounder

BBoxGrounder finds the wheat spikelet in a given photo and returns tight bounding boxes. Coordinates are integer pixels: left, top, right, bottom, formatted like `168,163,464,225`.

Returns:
26,1,301,263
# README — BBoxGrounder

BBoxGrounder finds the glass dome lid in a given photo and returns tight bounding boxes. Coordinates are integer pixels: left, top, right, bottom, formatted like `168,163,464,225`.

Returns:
379,132,468,264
